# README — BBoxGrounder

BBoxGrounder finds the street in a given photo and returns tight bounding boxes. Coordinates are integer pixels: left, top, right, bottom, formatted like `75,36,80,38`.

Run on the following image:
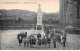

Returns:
0,30,80,50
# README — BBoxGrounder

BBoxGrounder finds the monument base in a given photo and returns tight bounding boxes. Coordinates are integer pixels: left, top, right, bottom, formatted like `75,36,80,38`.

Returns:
35,25,45,35
36,25,43,30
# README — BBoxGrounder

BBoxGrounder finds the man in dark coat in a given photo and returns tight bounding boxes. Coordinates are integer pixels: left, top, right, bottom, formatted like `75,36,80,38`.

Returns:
17,33,23,46
21,32,24,39
62,34,66,47
58,35,61,43
37,33,41,39
53,36,56,48
25,32,27,38
50,32,54,39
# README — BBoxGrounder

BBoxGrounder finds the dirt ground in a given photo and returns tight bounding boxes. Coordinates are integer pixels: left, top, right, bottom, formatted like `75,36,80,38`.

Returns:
0,30,80,50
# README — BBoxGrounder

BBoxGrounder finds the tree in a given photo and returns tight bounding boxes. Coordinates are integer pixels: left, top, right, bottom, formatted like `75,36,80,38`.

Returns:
48,18,53,24
33,17,37,24
18,17,24,22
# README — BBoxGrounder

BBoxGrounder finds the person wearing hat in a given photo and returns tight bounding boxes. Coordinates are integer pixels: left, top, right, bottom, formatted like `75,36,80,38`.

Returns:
37,33,41,39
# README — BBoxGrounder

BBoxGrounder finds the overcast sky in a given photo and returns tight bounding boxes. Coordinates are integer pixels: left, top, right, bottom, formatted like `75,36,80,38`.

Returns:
0,0,60,13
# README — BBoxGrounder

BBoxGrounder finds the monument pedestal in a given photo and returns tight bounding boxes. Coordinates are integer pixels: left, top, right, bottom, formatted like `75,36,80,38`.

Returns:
36,25,45,36
36,25,43,31
35,4,45,35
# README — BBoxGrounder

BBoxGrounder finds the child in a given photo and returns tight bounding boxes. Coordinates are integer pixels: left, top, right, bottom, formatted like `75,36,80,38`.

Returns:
33,37,36,48
26,38,30,47
23,37,27,47
47,37,51,48
30,37,33,47
53,36,56,48
37,38,42,48
42,36,47,48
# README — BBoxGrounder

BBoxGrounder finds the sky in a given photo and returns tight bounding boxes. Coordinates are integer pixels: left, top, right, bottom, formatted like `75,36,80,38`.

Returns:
0,0,60,13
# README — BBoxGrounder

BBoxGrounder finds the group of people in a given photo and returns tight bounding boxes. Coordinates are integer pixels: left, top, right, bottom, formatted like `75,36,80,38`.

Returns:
54,32,67,47
17,32,27,46
17,29,67,48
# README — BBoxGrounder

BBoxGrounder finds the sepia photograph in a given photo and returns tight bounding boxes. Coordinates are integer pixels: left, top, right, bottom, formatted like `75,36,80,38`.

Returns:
0,0,80,50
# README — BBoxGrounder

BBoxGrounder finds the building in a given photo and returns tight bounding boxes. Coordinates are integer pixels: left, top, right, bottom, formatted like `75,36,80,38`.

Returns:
0,18,16,30
60,0,80,29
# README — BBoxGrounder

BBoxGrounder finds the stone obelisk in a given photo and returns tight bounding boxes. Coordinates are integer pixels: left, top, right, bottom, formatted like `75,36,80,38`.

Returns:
36,4,43,31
